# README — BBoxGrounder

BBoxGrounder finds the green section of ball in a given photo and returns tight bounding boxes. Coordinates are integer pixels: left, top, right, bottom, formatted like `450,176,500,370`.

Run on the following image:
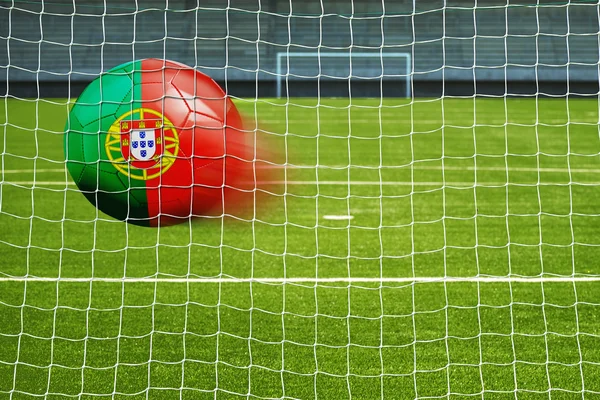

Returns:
64,60,150,226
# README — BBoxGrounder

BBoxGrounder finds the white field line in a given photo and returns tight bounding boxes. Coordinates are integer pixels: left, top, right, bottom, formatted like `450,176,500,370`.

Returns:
4,181,600,187
3,164,600,187
2,166,600,174
0,181,518,187
3,181,76,186
279,181,507,186
261,119,599,125
0,276,599,284
404,165,600,173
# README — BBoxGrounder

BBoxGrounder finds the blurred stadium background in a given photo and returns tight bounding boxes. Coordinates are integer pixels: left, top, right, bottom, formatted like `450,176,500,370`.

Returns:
2,0,600,399
3,0,600,98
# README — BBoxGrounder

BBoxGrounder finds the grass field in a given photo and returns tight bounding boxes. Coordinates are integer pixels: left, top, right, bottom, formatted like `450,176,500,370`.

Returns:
1,96,600,399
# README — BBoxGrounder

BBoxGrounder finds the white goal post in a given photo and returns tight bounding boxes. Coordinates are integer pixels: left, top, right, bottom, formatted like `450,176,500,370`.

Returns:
275,51,412,98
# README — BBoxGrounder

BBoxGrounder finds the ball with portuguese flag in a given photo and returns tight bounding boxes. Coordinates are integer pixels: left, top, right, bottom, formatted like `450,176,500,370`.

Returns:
64,58,253,227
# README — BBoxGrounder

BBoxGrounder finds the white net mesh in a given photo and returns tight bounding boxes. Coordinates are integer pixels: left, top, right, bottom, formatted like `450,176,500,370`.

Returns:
1,0,600,398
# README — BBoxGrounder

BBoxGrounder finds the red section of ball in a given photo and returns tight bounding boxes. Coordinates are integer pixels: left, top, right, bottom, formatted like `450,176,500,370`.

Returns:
138,58,255,227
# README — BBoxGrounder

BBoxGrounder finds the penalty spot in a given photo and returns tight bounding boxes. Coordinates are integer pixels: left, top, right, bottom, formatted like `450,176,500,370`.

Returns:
323,215,354,221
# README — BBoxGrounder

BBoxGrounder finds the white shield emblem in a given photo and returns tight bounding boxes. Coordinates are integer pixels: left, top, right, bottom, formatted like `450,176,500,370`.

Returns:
130,129,156,161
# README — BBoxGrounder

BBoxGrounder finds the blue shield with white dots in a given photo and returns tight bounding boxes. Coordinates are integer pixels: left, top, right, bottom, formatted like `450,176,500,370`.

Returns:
130,129,156,161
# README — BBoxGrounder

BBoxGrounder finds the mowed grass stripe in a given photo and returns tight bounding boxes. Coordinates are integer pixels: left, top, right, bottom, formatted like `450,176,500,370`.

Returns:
1,168,67,174
1,276,599,283
4,165,600,173
0,180,532,187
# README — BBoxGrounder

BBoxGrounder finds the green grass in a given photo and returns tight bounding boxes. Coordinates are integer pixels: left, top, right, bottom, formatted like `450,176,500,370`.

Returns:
1,96,600,399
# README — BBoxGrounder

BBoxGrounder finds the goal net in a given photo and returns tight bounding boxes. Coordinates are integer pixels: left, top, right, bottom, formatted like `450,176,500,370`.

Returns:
1,0,600,398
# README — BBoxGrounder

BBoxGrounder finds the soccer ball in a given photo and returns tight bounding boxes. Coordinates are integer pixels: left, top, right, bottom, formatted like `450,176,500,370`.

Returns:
64,58,253,227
